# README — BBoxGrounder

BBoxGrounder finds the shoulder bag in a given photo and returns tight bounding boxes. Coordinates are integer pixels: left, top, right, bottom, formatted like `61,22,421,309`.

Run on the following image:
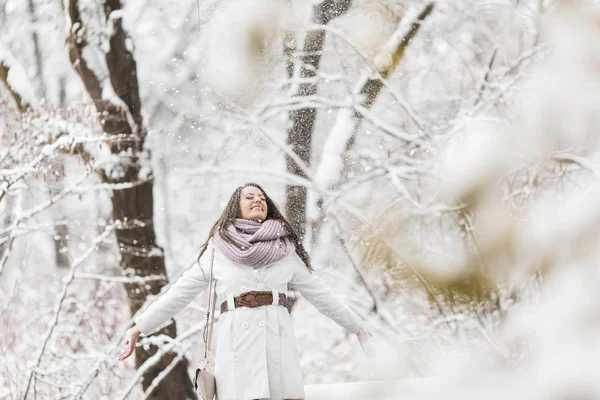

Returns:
193,245,217,400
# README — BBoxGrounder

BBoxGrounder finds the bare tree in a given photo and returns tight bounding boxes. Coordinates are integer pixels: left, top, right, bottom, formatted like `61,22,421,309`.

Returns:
65,0,195,397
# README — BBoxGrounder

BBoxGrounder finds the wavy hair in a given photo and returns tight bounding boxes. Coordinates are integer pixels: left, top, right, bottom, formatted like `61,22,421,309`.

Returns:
197,183,313,272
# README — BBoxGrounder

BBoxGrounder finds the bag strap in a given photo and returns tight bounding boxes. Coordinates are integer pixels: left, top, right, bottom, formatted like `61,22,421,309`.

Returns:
203,244,217,358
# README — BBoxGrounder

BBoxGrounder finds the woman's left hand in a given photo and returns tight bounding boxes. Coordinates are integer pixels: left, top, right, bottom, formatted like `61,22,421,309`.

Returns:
356,326,377,358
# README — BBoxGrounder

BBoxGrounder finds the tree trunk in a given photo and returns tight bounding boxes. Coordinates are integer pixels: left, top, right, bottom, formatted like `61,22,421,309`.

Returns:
284,1,353,312
285,0,352,241
66,1,195,397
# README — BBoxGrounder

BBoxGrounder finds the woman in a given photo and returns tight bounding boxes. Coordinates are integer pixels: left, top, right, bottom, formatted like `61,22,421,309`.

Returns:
119,183,375,400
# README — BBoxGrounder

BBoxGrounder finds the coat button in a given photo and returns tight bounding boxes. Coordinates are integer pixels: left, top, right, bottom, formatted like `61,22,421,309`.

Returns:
258,321,265,327
257,284,264,289
243,322,249,329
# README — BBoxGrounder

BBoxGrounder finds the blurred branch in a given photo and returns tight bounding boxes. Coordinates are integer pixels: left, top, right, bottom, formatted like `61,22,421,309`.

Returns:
329,213,409,337
307,23,425,127
336,200,449,320
309,5,435,269
352,3,434,134
474,48,498,107
552,153,600,179
314,3,434,193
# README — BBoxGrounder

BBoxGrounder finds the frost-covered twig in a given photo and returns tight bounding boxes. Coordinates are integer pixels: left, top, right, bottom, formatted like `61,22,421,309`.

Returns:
71,259,200,398
353,104,420,142
0,135,77,203
116,323,205,400
0,170,95,239
22,225,115,399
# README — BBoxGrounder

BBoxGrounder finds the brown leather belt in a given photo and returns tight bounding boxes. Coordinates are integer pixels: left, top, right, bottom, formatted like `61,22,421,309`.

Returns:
220,290,287,313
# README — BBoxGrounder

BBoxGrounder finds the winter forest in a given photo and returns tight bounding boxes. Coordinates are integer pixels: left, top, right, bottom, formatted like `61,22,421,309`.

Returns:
2,0,600,398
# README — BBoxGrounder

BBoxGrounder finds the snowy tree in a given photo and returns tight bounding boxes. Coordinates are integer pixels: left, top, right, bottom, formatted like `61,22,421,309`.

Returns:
3,0,600,398
62,0,196,397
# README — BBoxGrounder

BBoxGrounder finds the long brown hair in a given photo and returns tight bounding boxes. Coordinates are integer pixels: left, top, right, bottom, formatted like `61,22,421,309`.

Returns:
197,183,313,272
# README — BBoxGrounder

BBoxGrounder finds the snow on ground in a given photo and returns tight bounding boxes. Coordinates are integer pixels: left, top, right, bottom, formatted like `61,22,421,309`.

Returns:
305,378,437,400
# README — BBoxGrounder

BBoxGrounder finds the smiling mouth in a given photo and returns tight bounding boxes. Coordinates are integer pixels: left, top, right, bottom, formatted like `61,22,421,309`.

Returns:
251,206,263,211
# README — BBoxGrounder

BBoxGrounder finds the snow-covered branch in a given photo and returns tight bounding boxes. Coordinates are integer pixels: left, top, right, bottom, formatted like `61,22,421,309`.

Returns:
22,225,115,399
314,3,434,192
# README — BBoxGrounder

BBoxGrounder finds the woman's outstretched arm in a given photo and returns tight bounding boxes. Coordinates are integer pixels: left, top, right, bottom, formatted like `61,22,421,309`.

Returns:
118,251,213,360
289,259,362,333
134,262,211,335
288,257,376,357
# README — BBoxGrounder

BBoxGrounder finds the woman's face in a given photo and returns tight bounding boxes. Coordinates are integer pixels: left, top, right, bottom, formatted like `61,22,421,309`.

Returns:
239,186,268,222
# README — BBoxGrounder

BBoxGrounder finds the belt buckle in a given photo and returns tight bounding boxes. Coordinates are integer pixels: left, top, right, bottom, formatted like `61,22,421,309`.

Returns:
237,290,260,308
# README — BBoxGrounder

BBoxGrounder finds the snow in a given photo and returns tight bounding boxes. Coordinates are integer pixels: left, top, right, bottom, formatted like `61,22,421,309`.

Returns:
314,107,355,190
100,78,128,109
3,0,600,398
305,378,437,400
81,46,109,86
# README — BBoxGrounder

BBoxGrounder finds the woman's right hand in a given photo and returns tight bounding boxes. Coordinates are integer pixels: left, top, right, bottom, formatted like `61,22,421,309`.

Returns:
118,326,141,361
356,326,377,358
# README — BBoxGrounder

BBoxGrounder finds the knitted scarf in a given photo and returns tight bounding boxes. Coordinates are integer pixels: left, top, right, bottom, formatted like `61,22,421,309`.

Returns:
213,218,293,268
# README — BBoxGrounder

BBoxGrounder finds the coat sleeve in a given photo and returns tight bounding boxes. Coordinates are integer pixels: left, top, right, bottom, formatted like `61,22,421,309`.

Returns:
289,256,363,334
135,251,212,336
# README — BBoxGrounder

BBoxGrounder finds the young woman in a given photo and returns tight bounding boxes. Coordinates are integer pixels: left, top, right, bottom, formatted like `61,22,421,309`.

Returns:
119,183,375,400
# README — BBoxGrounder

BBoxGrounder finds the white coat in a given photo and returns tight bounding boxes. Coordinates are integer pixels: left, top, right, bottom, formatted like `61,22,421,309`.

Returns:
135,240,363,400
